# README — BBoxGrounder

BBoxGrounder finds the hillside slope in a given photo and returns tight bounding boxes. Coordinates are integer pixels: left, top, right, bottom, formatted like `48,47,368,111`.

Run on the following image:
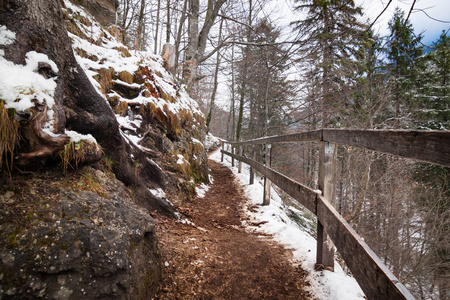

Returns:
0,0,209,298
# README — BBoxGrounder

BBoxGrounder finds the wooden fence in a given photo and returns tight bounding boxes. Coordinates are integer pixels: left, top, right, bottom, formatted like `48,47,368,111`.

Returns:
220,129,450,300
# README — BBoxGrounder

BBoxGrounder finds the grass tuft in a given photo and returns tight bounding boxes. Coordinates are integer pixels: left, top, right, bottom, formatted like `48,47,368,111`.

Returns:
0,100,20,173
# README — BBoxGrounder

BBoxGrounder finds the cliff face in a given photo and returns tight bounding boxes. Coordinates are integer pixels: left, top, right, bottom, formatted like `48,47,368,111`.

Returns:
0,0,209,298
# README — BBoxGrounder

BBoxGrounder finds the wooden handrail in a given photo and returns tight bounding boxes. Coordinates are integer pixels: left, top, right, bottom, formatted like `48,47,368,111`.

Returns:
221,149,415,299
226,129,450,167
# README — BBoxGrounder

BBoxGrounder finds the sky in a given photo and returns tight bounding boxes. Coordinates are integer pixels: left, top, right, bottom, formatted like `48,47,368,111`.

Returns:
263,0,449,45
357,0,450,45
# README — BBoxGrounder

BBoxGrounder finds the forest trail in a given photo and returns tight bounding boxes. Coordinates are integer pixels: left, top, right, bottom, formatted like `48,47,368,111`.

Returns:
153,158,312,299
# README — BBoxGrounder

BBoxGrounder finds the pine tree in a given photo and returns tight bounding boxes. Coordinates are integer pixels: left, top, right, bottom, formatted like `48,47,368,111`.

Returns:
385,7,423,128
236,19,296,139
415,32,450,130
291,0,366,127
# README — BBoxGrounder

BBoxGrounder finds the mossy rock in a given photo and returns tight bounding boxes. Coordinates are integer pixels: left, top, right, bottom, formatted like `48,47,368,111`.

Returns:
118,71,134,85
107,95,120,107
93,67,115,94
113,47,131,58
113,101,128,116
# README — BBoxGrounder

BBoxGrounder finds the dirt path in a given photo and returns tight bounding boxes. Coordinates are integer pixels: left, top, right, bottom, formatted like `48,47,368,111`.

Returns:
153,159,312,299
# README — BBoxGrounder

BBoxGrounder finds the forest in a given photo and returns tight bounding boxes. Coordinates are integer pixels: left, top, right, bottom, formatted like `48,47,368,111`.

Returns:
117,0,449,298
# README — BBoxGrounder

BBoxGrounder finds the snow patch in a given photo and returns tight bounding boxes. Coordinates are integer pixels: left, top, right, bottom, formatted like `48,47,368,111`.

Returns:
0,25,16,45
195,183,210,198
149,188,166,198
177,154,187,165
65,130,97,144
0,51,58,130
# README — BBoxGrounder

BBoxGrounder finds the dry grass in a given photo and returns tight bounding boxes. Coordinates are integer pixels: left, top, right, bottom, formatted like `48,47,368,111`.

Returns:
59,141,84,172
59,140,102,172
0,100,20,172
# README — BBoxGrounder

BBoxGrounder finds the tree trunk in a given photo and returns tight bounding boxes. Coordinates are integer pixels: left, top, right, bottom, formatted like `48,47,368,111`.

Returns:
235,0,252,141
174,0,188,75
154,0,161,54
183,0,226,91
135,0,145,51
0,0,173,215
206,18,223,131
166,0,170,43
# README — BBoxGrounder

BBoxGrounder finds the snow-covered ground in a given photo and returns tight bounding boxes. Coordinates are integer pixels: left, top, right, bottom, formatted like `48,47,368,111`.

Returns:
208,145,365,300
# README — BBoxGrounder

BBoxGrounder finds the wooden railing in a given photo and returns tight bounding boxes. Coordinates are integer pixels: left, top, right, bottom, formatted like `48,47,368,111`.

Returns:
221,129,450,300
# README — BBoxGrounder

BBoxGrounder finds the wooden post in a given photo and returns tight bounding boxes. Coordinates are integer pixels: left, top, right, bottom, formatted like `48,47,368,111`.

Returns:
231,145,235,167
315,141,337,271
249,145,255,185
221,142,224,162
263,144,272,206
238,145,243,173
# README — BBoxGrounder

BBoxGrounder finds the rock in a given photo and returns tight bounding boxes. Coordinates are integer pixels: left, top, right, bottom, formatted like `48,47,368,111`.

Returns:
0,168,162,299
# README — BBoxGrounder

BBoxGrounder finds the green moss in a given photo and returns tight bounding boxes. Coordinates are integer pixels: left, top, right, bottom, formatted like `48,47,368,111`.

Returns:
118,71,134,84
113,47,131,58
107,95,120,107
113,101,128,116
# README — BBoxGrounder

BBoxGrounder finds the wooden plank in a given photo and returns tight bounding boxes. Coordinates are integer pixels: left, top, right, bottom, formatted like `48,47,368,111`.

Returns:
316,195,415,300
316,142,337,271
249,145,255,185
221,150,317,214
323,129,450,167
263,144,272,206
238,146,243,173
227,130,322,146
231,146,235,167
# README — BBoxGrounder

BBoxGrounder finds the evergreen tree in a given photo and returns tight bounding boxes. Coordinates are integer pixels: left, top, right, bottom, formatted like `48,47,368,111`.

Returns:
385,7,423,128
415,32,450,130
236,19,296,139
291,0,367,127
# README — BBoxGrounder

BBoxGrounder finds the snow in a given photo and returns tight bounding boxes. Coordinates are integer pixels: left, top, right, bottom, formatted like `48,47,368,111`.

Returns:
0,25,15,45
0,50,58,134
209,146,365,300
195,183,210,198
204,133,221,150
176,154,187,165
149,188,166,198
65,130,97,144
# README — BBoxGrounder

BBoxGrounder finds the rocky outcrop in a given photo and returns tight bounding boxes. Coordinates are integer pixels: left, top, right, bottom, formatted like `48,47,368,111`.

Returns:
0,0,209,298
77,0,119,26
0,167,161,299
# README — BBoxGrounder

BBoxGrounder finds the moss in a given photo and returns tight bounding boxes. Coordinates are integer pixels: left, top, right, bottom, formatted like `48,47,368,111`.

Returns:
113,101,128,116
118,71,134,85
107,95,120,107
93,67,115,94
73,12,92,27
113,47,131,58
64,17,89,40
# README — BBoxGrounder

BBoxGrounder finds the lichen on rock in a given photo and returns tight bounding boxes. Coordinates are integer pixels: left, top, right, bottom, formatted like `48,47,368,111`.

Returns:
0,167,161,299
